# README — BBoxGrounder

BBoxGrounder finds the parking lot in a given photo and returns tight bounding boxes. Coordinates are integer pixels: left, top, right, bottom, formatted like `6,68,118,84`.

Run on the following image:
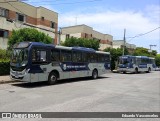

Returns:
0,71,159,120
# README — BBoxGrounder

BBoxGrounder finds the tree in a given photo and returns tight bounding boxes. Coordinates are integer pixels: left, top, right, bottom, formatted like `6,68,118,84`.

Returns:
0,49,10,61
104,47,129,70
133,47,157,57
8,28,53,49
62,37,100,50
155,54,160,67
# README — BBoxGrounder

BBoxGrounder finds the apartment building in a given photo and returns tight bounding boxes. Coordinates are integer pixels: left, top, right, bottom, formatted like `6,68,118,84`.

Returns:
113,40,136,53
61,24,113,50
0,0,58,49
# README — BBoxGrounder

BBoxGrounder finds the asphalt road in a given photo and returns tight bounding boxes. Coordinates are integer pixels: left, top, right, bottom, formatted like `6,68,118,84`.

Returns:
0,71,159,121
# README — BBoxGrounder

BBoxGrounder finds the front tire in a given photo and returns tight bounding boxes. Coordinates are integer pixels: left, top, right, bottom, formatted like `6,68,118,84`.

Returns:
48,72,57,85
135,68,138,74
146,67,151,73
92,70,98,79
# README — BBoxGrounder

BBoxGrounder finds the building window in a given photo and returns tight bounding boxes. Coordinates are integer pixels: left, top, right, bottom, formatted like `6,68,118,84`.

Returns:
0,8,8,17
16,13,26,22
85,33,88,38
50,21,55,28
41,16,44,21
0,30,9,38
66,34,70,39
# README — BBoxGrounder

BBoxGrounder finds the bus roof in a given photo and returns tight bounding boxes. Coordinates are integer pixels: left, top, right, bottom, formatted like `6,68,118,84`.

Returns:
136,56,148,59
13,42,55,49
119,55,135,58
55,45,72,50
55,46,96,53
72,47,96,52
15,42,110,54
148,57,155,59
96,51,110,55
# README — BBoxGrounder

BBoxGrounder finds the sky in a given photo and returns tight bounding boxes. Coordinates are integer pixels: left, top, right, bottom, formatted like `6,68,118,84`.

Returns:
24,0,160,53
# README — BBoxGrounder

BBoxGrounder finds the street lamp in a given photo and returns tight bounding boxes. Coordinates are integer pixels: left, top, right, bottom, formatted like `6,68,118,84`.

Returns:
148,44,156,54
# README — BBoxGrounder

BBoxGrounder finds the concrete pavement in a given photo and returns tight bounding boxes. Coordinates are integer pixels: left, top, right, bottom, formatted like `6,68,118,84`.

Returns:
0,71,159,120
0,75,15,84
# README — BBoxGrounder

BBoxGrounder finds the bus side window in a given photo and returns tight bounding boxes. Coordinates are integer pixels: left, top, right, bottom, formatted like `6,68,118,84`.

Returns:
98,54,105,62
61,50,72,62
89,53,97,63
40,51,46,62
104,54,110,62
51,49,60,62
82,53,88,62
32,48,48,63
73,51,82,62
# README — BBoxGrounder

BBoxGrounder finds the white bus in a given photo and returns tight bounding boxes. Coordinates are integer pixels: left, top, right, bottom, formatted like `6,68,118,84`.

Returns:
10,42,110,84
117,55,156,73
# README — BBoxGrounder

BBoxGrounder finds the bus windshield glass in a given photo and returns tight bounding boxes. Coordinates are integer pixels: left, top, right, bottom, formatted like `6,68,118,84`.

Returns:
11,49,28,67
119,57,130,64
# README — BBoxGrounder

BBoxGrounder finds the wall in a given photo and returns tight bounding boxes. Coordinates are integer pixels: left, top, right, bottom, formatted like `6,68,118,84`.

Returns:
61,25,113,50
0,38,8,49
0,1,58,48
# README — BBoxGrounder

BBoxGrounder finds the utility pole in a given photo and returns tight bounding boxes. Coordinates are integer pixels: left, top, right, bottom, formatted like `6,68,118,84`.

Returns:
122,29,126,56
149,45,156,54
58,27,62,45
149,45,156,50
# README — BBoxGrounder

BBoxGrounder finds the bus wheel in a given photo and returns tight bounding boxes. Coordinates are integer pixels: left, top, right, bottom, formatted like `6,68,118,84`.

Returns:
48,72,57,85
123,71,126,74
146,68,151,73
92,69,98,79
135,68,138,74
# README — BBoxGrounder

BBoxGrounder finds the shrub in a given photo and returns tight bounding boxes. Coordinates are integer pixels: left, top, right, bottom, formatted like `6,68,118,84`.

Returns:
0,49,10,61
0,61,10,75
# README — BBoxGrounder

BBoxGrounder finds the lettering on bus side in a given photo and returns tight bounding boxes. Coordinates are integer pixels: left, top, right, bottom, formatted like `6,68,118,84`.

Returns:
60,62,90,71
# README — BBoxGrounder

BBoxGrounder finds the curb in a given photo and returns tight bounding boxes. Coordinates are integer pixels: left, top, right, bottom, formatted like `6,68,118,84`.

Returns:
0,80,17,84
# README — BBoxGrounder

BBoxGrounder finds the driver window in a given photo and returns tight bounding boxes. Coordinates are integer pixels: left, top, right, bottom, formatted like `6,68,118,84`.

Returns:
32,48,47,64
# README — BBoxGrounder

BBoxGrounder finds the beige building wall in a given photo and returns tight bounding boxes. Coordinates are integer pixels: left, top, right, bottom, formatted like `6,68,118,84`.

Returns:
0,0,37,17
92,30,104,40
61,25,92,34
61,33,81,43
113,40,136,53
0,38,8,49
0,0,58,49
61,24,113,50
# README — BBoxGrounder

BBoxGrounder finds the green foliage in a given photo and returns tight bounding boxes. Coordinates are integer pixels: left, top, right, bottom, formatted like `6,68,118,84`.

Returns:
0,49,10,61
0,49,10,75
8,28,52,49
155,54,160,67
62,37,100,50
133,47,157,57
151,50,157,57
104,47,129,70
0,61,10,75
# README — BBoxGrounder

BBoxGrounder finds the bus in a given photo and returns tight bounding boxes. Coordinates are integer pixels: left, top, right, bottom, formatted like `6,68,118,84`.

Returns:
117,55,156,73
10,42,110,84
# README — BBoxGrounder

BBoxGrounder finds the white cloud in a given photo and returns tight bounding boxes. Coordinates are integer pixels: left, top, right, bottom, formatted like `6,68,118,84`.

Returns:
25,1,160,52
59,6,160,52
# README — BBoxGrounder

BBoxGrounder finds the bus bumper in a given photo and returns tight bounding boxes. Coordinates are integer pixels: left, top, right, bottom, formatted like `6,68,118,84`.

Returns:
117,68,135,73
10,69,31,82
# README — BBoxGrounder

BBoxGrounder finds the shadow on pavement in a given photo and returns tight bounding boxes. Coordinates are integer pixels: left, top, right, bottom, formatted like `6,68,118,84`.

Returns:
12,76,109,88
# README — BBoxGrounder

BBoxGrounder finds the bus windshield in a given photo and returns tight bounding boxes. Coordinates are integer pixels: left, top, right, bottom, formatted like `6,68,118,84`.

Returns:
11,48,28,67
119,57,130,64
